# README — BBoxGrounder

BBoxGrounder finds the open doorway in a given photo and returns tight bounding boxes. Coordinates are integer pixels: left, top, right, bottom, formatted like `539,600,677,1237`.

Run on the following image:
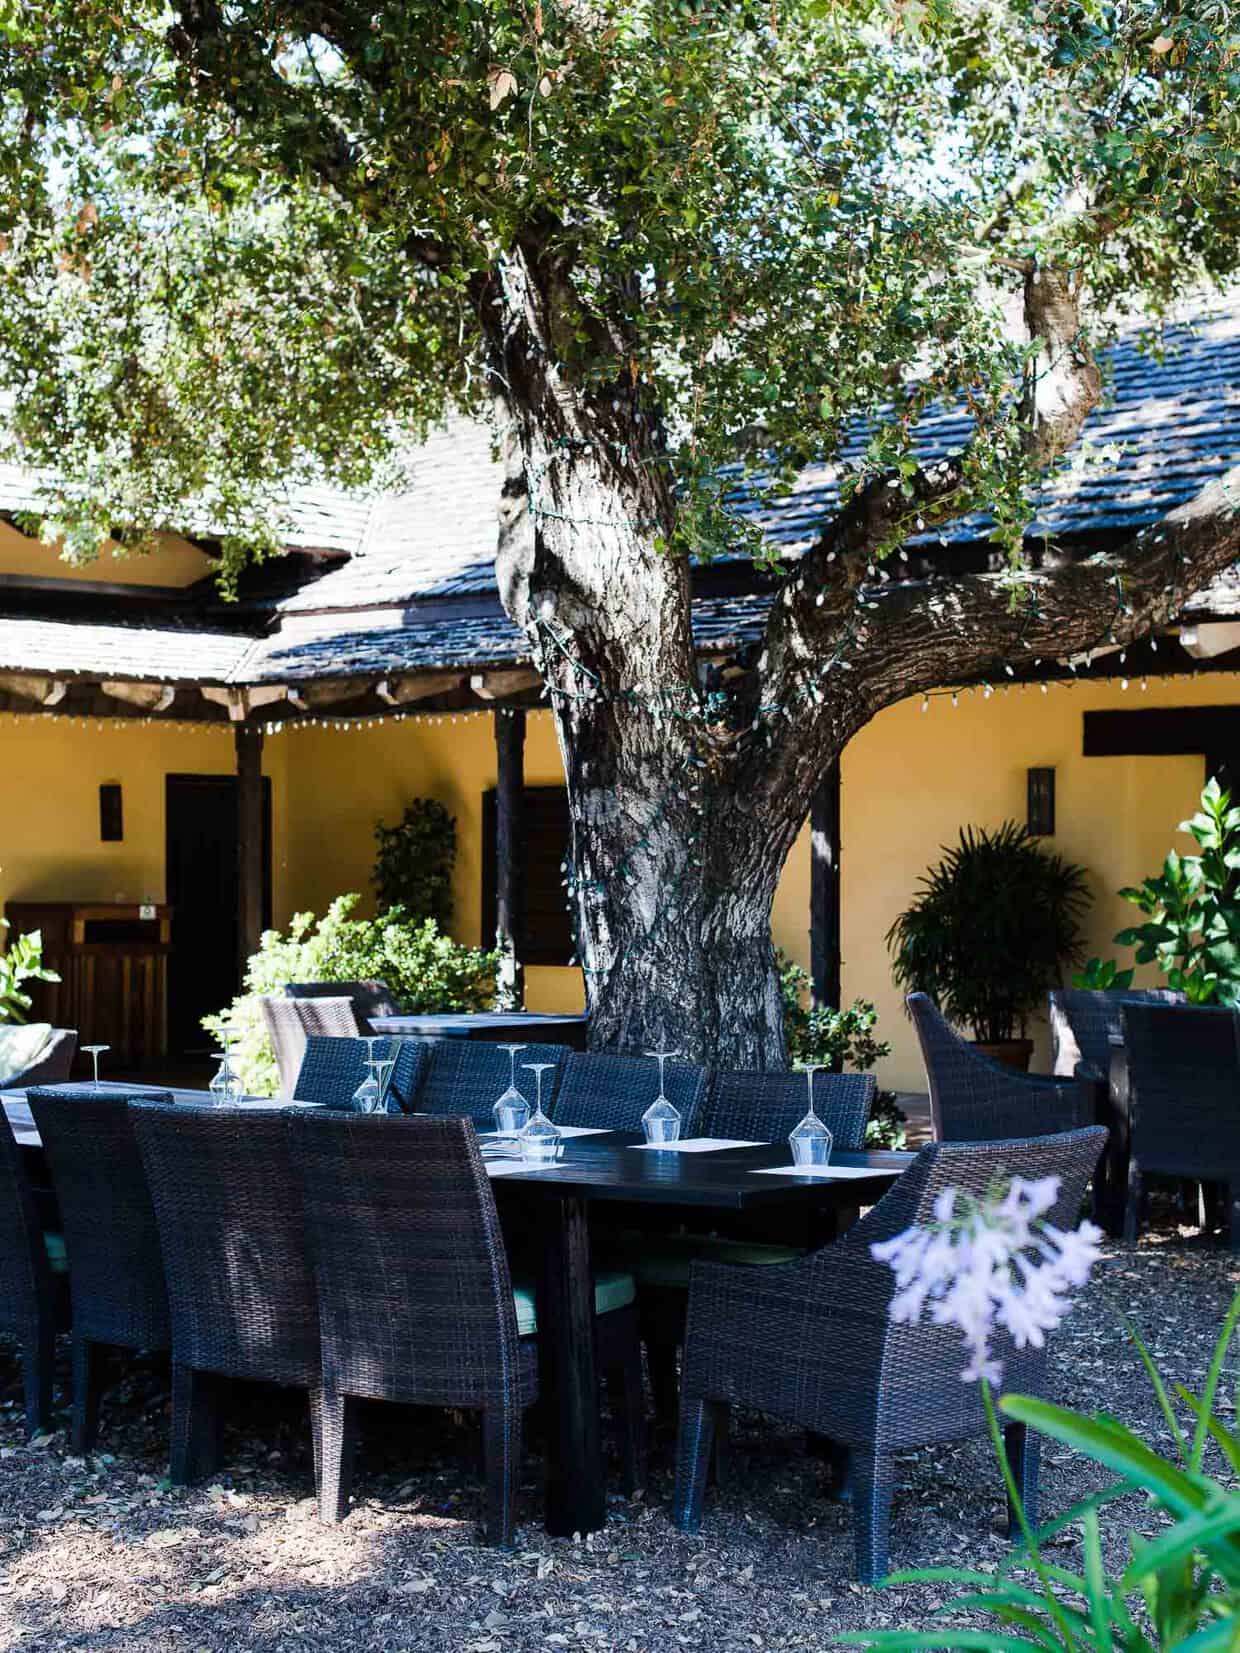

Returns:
165,773,271,1058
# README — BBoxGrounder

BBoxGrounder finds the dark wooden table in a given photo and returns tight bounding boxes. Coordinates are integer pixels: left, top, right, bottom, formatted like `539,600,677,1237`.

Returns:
487,1133,912,1537
369,1011,589,1049
2,1082,311,1148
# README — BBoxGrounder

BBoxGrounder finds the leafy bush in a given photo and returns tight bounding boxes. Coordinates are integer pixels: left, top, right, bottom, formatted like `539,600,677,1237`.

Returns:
1109,776,1240,1006
372,797,457,926
778,954,905,1148
0,925,59,1023
1071,955,1135,991
887,822,1091,1044
203,894,497,1095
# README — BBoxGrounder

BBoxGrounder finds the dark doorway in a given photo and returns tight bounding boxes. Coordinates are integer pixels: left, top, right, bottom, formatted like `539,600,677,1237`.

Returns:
165,774,272,1057
1206,752,1240,795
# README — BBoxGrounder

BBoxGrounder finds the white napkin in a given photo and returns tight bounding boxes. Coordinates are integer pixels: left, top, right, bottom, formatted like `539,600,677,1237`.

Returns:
633,1137,765,1153
480,1124,611,1140
484,1160,564,1178
748,1163,901,1180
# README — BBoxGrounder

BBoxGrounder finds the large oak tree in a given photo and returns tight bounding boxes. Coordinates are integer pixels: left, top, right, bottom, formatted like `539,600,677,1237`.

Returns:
2,0,1239,1062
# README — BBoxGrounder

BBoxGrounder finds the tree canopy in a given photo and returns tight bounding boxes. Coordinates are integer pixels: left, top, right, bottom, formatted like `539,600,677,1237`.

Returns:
1,0,1237,583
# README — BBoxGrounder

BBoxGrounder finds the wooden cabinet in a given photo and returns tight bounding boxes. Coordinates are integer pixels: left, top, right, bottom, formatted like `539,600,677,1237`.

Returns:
4,902,172,1068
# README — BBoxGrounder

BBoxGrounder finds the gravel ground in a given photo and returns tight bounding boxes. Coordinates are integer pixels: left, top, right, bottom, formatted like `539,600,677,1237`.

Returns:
0,1227,1236,1653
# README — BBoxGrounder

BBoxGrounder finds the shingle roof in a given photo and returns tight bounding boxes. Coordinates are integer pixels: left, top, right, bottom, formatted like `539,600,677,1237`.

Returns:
0,613,252,682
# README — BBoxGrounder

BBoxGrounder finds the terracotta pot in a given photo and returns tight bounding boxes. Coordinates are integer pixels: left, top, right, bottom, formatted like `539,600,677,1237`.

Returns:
972,1039,1034,1072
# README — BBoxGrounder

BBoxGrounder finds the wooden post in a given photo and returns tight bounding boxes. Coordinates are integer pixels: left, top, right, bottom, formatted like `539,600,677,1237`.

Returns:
235,724,264,981
810,760,842,1012
494,708,526,1010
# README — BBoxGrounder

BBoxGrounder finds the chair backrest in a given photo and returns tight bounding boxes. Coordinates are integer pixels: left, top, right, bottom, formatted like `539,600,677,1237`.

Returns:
294,1035,428,1112
285,980,400,1024
15,1030,78,1089
130,1103,319,1387
908,993,1084,1142
1121,1002,1240,1174
287,1110,522,1408
1049,988,1186,1077
261,996,358,1096
28,1087,173,1351
0,1110,54,1341
553,1052,708,1134
417,1040,570,1126
701,1069,875,1150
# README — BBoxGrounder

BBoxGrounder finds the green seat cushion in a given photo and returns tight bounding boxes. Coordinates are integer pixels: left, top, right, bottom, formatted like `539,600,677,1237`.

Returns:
512,1267,636,1337
631,1234,803,1290
42,1231,68,1275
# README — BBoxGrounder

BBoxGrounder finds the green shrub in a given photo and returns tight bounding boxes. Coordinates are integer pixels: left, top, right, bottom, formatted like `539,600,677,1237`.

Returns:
778,954,905,1148
203,894,497,1095
372,797,457,926
0,925,59,1023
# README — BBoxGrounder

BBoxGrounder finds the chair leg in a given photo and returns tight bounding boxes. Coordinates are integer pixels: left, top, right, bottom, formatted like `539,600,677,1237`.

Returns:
21,1321,55,1439
71,1335,106,1455
645,1334,681,1431
1004,1421,1041,1533
316,1389,360,1524
671,1396,724,1534
851,1445,895,1586
169,1364,221,1486
811,1434,852,1501
1123,1160,1144,1245
481,1404,523,1548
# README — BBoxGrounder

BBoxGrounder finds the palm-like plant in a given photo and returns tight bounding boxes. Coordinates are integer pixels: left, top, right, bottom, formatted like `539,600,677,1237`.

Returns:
888,823,1091,1045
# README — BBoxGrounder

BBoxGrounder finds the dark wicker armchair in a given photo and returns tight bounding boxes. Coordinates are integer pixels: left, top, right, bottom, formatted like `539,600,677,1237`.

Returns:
1048,988,1185,1080
908,994,1089,1142
700,1070,876,1150
416,1039,570,1126
0,1110,66,1435
130,1103,322,1488
285,980,400,1023
287,1110,645,1545
673,1126,1106,1583
28,1087,174,1451
294,1034,429,1112
1120,1001,1240,1248
9,1029,78,1089
553,1053,708,1134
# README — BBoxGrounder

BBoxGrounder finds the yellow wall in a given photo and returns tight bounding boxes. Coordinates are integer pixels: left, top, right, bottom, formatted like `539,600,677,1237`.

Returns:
0,713,289,923
0,521,215,587
1,674,1233,1090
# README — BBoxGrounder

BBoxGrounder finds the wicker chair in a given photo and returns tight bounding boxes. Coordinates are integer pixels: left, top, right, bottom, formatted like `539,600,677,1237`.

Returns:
287,1110,646,1545
1121,1002,1240,1248
553,1053,708,1135
0,1110,66,1435
673,1125,1106,1583
285,980,400,1024
130,1103,322,1488
28,1087,174,1452
293,1034,429,1112
417,1040,570,1126
908,994,1090,1142
636,1071,877,1423
1049,988,1186,1080
701,1070,876,1150
261,996,358,1097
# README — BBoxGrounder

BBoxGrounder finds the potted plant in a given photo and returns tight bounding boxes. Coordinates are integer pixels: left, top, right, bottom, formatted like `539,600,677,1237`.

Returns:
887,821,1090,1068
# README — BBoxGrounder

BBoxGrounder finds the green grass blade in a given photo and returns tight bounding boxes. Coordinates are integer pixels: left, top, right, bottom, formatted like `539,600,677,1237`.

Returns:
1124,1316,1189,1463
833,1633,1065,1651
1176,1386,1240,1479
1002,1482,1129,1568
1191,1288,1240,1473
1081,1508,1114,1651
1124,1501,1240,1588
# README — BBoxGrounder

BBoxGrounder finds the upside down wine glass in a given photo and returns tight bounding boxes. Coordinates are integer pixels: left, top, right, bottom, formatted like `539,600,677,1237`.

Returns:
789,1064,833,1167
209,1029,243,1104
492,1044,530,1135
352,1037,382,1113
519,1063,561,1164
641,1050,682,1145
82,1044,110,1091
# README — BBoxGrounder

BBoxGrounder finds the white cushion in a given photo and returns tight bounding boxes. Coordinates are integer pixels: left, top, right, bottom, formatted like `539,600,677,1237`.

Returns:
0,1023,54,1086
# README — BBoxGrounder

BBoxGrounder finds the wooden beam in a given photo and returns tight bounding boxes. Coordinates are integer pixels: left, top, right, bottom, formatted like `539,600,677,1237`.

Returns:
1083,705,1240,757
101,681,176,712
235,725,265,978
493,708,527,1010
810,761,842,1014
471,668,541,701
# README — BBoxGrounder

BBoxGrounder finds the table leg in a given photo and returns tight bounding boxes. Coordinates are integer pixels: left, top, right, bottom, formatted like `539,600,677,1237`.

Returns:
535,1195,606,1537
1099,1050,1130,1239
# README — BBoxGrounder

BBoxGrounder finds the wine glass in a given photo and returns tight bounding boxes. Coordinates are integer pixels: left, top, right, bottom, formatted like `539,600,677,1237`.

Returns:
519,1063,561,1164
373,1055,397,1113
209,1026,243,1105
352,1037,382,1113
641,1049,682,1145
789,1065,833,1167
82,1044,110,1091
492,1044,530,1135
